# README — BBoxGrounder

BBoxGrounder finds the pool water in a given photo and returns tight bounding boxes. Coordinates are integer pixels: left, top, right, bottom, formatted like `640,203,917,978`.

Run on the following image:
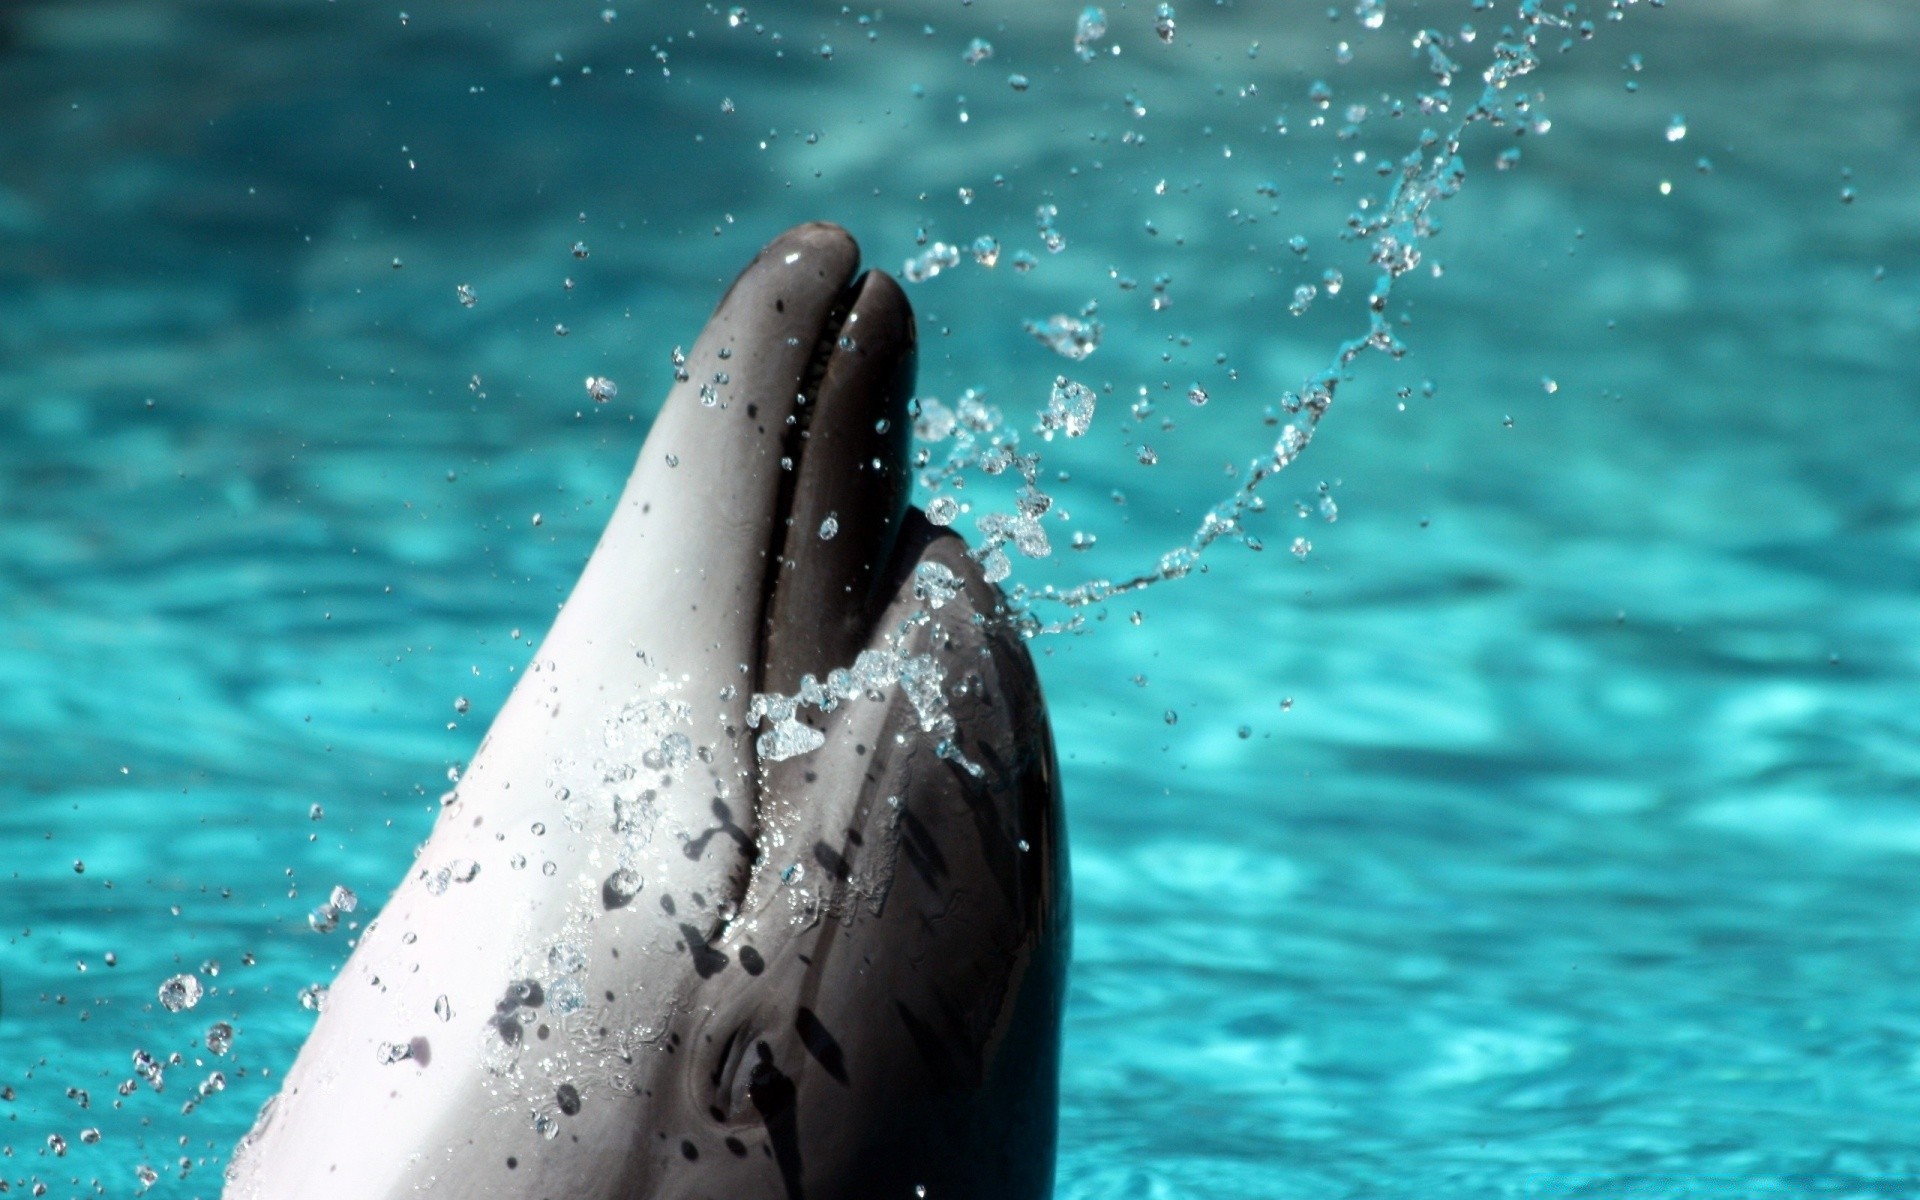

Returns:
4,1,1919,1195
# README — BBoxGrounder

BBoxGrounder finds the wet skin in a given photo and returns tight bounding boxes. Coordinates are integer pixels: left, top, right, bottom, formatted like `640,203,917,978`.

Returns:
224,224,1069,1200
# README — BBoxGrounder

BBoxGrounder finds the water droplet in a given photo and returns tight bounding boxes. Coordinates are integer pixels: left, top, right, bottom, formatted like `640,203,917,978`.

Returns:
1073,7,1108,60
819,513,839,540
1026,315,1101,361
157,974,203,1013
1040,378,1097,439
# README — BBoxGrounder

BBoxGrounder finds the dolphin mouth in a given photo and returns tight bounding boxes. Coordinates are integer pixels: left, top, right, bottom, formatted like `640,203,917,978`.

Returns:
749,257,917,701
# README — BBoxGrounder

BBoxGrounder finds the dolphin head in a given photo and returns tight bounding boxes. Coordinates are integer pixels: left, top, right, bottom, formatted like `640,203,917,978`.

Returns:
225,224,1068,1200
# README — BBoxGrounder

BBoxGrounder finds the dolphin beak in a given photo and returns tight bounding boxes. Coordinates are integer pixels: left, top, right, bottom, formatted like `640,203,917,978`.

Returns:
759,265,916,696
616,220,918,703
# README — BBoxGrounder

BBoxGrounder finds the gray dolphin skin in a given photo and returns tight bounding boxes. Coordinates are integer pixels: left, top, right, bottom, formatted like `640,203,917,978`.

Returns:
223,223,1069,1199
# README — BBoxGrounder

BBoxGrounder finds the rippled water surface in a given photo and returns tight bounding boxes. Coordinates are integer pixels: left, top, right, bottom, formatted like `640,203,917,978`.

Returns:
4,1,1920,1195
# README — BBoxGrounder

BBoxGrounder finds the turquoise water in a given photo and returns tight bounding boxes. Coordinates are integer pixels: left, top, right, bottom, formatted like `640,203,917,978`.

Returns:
5,0,1920,1195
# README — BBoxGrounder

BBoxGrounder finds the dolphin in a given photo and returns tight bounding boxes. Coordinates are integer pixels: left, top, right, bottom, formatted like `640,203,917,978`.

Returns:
223,223,1069,1199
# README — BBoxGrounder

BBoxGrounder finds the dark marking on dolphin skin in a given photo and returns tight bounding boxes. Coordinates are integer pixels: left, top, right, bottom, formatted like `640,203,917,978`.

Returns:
681,924,731,979
223,224,1067,1200
748,1043,804,1200
793,1007,849,1086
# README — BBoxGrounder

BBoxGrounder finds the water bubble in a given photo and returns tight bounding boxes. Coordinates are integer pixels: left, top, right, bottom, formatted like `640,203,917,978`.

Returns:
571,241,590,259
206,1021,233,1055
927,496,960,525
819,513,840,540
585,376,618,404
1290,537,1312,560
962,37,993,64
378,1041,414,1065
1664,113,1686,142
330,885,358,913
970,235,1001,267
1355,0,1385,29
1187,385,1209,406
47,1133,67,1157
1008,73,1030,92
298,983,329,1012
157,973,203,1013
456,284,477,308
1136,445,1158,466
728,6,747,26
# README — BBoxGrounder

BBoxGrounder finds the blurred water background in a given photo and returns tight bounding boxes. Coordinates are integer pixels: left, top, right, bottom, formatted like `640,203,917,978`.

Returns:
3,0,1919,1195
